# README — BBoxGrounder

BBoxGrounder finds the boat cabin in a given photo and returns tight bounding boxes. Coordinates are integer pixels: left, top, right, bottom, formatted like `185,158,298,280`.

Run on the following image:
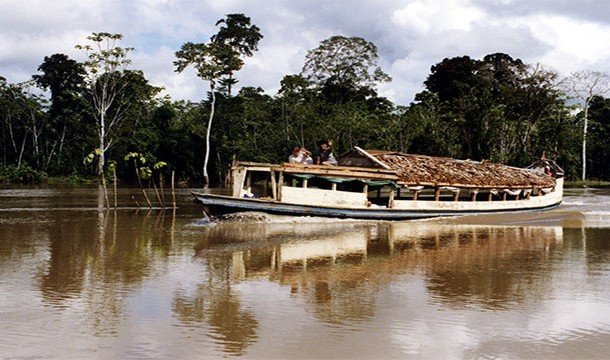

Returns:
230,147,563,212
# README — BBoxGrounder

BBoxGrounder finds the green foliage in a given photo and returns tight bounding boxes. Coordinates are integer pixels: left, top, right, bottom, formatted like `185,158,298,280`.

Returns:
1,17,606,186
0,165,48,184
302,35,391,94
139,166,152,180
153,161,167,170
124,152,146,163
174,42,237,86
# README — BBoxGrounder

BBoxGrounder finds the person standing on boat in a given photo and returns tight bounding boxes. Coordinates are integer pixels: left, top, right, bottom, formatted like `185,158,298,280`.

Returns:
315,140,338,165
289,147,313,164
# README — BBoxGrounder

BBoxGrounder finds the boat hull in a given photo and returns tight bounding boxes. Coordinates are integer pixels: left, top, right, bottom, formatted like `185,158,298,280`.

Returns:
192,192,562,220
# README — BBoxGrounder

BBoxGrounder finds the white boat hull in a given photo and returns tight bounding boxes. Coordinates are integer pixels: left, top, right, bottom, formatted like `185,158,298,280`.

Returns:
192,178,563,220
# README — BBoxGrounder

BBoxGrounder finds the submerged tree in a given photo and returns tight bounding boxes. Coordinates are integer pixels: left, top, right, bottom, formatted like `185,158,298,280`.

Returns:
75,32,133,177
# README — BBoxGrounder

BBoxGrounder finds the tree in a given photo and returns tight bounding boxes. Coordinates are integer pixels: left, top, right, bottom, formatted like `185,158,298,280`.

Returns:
0,79,46,169
587,96,610,179
32,53,87,171
211,14,263,96
175,42,240,186
277,74,315,145
75,32,134,177
564,70,610,180
175,13,262,186
301,35,391,99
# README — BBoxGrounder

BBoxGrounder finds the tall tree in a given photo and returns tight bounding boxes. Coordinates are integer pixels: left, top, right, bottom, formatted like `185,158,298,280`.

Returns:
301,35,391,101
75,32,134,177
175,42,241,186
211,13,263,96
33,53,87,170
175,13,261,186
564,70,610,180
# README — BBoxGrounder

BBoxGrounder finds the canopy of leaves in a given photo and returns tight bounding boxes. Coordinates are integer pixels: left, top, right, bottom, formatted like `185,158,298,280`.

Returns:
302,36,391,93
212,13,263,57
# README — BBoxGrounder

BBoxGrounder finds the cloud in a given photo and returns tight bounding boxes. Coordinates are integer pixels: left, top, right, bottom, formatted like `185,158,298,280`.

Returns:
391,0,484,34
3,0,610,105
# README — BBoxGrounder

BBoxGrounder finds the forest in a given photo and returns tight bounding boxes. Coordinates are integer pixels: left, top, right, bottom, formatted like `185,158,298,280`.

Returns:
1,14,610,186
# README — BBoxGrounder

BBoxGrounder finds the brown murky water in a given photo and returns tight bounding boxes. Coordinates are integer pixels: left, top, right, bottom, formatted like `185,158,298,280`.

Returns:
1,187,609,359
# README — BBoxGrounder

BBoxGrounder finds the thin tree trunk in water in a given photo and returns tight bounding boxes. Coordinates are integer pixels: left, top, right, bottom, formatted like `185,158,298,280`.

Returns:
171,170,176,209
113,167,118,209
100,170,109,209
159,173,165,208
153,180,163,208
203,83,215,188
133,159,152,208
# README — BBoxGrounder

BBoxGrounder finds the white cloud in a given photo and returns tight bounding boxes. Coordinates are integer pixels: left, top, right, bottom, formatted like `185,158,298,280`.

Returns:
391,0,484,34
3,0,610,104
518,14,610,72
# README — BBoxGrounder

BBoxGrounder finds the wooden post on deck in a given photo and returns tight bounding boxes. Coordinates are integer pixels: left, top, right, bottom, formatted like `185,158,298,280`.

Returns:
389,189,395,208
246,173,252,190
434,187,441,201
278,171,283,201
270,170,277,200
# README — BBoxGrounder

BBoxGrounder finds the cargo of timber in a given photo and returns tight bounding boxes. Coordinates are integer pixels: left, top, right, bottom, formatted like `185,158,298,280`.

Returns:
192,147,564,220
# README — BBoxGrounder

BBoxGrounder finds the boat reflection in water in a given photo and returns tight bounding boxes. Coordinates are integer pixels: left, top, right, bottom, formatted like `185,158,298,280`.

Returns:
192,217,564,325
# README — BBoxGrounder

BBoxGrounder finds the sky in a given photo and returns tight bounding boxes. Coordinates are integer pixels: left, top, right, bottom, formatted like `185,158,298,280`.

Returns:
2,0,610,106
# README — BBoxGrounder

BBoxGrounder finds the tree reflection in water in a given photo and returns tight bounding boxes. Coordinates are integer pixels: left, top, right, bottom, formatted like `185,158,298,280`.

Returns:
36,207,175,335
192,220,565,337
172,252,259,356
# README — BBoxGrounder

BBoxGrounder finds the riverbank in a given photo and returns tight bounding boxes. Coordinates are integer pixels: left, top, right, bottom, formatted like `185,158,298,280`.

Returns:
565,180,610,188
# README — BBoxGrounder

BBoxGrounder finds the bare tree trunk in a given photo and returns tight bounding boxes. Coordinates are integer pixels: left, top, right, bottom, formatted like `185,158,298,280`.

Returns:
171,170,176,209
56,122,67,165
7,119,18,154
133,159,152,208
582,107,588,181
100,171,109,209
203,83,215,188
97,113,105,176
17,132,27,169
159,173,165,208
113,166,118,209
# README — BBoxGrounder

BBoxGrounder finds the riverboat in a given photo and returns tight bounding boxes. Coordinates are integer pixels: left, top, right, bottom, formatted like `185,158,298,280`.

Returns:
192,147,563,220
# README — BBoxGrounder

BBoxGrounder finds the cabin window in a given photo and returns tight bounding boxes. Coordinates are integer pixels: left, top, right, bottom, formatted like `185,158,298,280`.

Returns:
242,170,274,198
392,186,535,202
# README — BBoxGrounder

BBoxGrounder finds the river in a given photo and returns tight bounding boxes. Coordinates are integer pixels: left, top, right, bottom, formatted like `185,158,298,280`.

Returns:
0,187,609,359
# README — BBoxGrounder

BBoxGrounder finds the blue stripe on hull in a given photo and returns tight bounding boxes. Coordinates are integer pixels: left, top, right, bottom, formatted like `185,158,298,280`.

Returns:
192,193,562,220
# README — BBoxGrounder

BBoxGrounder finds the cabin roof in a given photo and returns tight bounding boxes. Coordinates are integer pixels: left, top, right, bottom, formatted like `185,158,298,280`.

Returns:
338,148,556,189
